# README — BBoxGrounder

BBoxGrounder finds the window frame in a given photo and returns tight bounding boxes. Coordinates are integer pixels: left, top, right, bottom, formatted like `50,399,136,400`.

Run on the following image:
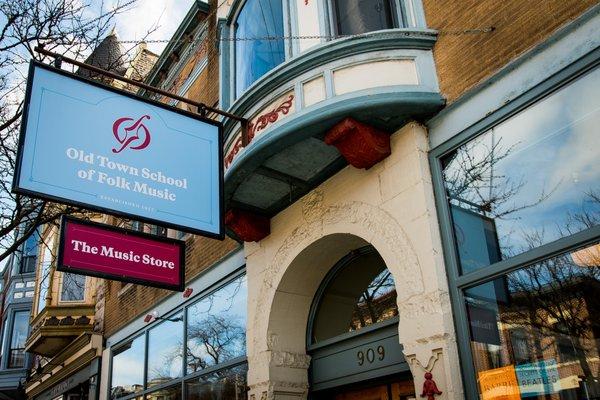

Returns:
429,46,600,399
107,269,248,400
306,245,399,348
58,272,87,303
327,0,405,37
230,0,291,101
2,308,31,370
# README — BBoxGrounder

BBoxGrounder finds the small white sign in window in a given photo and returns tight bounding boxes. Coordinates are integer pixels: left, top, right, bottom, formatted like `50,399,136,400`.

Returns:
25,291,34,297
14,292,23,299
26,281,35,287
15,282,24,289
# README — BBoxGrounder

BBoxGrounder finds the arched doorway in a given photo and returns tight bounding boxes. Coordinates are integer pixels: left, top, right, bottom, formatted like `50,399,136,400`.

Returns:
307,246,415,399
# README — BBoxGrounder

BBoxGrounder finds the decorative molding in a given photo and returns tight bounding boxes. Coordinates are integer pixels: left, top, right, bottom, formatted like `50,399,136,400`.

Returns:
225,95,295,168
270,350,311,369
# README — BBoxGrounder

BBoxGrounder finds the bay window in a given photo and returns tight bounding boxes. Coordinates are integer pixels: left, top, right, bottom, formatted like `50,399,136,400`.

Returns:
234,0,285,98
332,0,397,35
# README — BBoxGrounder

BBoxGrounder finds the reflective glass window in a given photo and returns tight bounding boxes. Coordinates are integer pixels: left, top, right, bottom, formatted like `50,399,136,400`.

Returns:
312,248,398,343
333,0,396,35
20,231,39,274
8,311,28,368
146,384,181,400
186,275,247,374
37,243,53,313
442,67,600,274
60,272,86,301
185,364,248,400
234,0,285,98
147,312,184,388
110,335,145,399
465,242,600,399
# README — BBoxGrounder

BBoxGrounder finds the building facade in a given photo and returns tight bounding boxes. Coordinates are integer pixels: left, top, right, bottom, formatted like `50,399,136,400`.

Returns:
98,1,600,400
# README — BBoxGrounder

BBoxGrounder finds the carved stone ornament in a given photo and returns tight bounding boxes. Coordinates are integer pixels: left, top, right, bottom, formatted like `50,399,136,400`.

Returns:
324,117,391,169
421,372,442,400
225,208,270,242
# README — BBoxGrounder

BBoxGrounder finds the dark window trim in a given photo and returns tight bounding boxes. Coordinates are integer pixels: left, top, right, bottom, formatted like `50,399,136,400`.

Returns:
108,266,248,400
429,45,600,400
2,307,31,370
306,245,398,348
329,0,402,37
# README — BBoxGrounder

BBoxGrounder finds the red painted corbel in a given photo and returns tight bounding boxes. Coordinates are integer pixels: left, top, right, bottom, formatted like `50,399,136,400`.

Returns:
225,208,270,242
324,117,391,169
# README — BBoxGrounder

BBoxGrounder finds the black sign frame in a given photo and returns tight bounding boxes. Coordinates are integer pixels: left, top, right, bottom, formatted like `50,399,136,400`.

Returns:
12,61,225,239
57,215,186,292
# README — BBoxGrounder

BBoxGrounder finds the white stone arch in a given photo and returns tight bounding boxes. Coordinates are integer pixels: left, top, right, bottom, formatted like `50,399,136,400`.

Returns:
245,190,427,399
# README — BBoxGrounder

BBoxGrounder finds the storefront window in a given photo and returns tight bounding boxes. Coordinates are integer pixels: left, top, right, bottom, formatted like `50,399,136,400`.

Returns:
111,335,145,399
60,273,86,301
332,0,396,35
312,247,398,343
186,275,247,374
465,242,600,399
145,384,181,400
147,312,184,388
442,67,600,274
110,272,247,400
7,311,29,368
185,364,248,400
234,0,285,98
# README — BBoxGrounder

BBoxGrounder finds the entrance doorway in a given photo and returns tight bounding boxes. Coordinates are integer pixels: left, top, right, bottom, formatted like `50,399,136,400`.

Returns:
307,246,414,398
312,372,415,400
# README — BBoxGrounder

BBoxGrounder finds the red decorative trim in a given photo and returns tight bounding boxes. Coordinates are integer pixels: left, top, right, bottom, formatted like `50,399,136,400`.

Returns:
224,94,294,168
225,209,270,242
324,117,391,169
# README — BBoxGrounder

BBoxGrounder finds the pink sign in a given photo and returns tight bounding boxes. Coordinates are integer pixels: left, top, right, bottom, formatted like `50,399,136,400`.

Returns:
58,216,185,291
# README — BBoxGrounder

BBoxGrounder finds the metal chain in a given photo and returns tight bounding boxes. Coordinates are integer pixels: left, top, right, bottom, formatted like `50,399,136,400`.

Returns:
116,27,495,44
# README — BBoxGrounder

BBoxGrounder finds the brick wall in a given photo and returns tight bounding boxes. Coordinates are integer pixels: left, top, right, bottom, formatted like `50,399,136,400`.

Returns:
103,236,240,336
423,0,598,103
103,4,238,337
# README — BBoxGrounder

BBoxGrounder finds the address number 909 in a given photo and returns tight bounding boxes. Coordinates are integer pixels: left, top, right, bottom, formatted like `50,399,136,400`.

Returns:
357,345,385,366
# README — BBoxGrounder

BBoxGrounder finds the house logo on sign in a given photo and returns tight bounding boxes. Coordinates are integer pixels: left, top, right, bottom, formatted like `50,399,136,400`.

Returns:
112,115,151,153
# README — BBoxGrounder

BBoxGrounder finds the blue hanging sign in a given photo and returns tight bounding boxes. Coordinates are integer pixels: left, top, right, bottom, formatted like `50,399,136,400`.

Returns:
13,61,223,238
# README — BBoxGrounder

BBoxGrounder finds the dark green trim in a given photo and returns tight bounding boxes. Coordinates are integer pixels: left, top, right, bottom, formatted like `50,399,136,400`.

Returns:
223,29,438,137
428,45,600,400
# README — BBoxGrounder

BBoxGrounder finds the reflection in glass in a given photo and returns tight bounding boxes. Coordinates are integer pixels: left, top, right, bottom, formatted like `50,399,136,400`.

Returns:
186,275,247,374
333,0,395,35
442,67,600,274
60,272,86,301
465,242,600,399
147,312,184,388
312,247,398,343
146,384,182,400
37,243,53,313
111,335,145,399
185,364,248,400
8,311,28,368
235,0,285,98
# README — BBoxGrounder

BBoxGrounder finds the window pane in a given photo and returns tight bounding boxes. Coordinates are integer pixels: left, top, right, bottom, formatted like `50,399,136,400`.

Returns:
312,248,398,343
111,335,145,399
186,275,247,374
235,0,285,98
37,244,53,313
465,242,600,399
20,232,39,274
442,67,600,274
146,384,181,400
185,364,248,400
333,0,395,35
147,312,183,388
8,311,29,368
60,273,86,301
